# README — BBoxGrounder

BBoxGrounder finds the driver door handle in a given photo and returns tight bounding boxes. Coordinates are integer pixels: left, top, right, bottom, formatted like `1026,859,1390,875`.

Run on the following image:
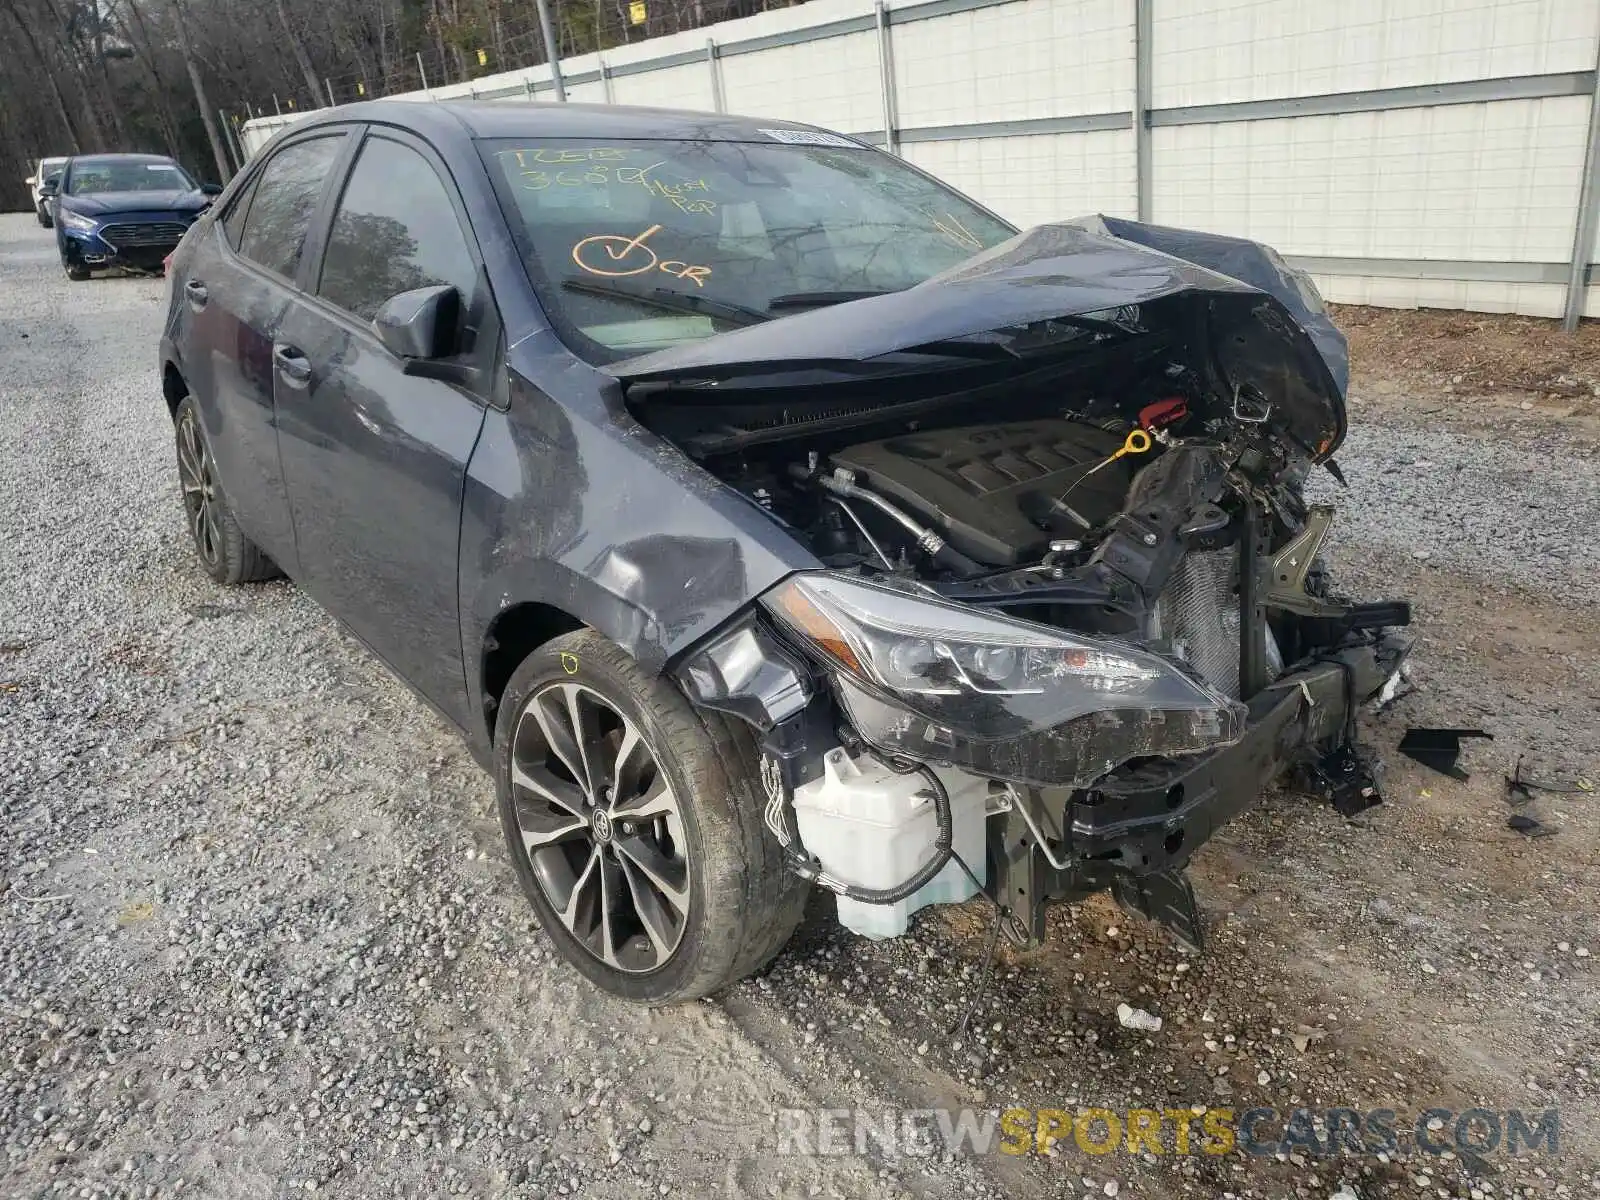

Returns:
183,279,207,311
272,343,312,387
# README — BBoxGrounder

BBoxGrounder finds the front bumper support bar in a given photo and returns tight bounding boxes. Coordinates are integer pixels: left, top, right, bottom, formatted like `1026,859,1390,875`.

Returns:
994,631,1412,947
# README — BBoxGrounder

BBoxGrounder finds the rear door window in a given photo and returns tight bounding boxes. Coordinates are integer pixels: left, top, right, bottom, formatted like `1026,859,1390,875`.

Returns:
316,136,477,322
220,176,259,249
236,136,344,279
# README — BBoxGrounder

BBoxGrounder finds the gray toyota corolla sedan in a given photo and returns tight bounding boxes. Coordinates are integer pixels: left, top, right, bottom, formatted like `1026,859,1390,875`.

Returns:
159,100,1411,1003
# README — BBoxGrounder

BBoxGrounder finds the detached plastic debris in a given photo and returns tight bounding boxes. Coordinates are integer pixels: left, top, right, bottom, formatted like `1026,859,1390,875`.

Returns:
1116,1003,1162,1032
1372,663,1415,713
1506,753,1594,802
1296,743,1383,817
1397,727,1493,781
1502,755,1580,838
1507,813,1557,838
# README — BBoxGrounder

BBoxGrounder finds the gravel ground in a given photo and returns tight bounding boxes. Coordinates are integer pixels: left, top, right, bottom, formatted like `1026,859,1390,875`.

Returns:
1307,421,1600,608
2,212,1597,1200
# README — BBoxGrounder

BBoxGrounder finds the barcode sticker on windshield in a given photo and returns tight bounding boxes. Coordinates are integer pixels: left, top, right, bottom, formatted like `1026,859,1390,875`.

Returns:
758,128,860,148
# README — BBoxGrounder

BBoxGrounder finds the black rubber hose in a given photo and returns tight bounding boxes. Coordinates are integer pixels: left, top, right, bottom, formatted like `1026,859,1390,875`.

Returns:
800,467,984,578
929,541,985,578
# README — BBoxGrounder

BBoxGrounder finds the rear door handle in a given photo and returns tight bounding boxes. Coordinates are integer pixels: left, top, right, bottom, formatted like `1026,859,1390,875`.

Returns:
183,279,208,311
272,343,312,387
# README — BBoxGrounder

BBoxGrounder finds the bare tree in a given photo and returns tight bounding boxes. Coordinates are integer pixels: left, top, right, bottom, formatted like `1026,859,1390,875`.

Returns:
1,0,805,209
173,0,230,179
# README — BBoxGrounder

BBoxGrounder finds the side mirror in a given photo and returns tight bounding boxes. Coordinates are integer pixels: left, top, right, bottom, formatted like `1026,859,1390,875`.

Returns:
200,182,224,196
375,284,460,361
39,179,58,197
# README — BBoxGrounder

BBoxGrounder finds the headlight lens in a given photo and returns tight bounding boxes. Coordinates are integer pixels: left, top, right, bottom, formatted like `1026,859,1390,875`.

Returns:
56,208,98,234
764,572,1246,786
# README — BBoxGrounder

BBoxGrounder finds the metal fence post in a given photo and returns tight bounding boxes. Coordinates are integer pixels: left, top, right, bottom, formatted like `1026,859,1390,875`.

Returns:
600,59,615,105
219,109,244,171
707,39,726,112
1135,0,1152,220
875,0,899,154
416,52,430,93
1562,56,1600,329
324,77,336,107
535,0,567,100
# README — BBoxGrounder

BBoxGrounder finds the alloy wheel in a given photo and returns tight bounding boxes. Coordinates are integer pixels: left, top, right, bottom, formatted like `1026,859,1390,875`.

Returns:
175,409,222,570
510,683,691,973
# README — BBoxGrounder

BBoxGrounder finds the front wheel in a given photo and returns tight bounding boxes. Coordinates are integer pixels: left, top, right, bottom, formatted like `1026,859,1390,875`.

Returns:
496,630,808,1003
36,205,51,229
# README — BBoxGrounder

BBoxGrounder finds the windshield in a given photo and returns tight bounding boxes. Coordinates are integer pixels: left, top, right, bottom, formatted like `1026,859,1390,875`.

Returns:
481,136,1013,361
65,160,193,196
40,158,67,179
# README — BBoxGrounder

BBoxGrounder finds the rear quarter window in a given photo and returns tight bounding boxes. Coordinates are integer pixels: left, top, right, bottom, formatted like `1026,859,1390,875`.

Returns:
220,176,259,250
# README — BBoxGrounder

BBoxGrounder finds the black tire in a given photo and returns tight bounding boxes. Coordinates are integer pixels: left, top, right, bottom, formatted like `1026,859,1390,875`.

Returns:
173,396,280,585
36,206,51,229
496,629,808,1004
64,262,89,281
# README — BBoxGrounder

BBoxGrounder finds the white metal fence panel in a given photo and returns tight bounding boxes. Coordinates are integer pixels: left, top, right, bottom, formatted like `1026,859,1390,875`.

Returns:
238,0,1600,323
902,130,1136,227
1152,0,1600,105
719,32,882,129
610,62,716,110
1154,99,1592,260
893,0,1129,126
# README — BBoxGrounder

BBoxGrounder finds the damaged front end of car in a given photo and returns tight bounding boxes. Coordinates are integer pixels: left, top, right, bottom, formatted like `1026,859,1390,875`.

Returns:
626,218,1414,952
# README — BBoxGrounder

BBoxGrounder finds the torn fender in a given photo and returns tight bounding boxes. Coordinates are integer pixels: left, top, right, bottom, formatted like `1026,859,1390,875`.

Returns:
456,358,819,755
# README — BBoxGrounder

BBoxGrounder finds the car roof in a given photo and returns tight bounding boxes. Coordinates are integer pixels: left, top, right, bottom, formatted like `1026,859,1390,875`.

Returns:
68,153,180,166
283,99,865,146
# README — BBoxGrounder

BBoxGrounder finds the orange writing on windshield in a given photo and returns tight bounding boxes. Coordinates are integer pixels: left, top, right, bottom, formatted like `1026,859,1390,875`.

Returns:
571,225,713,287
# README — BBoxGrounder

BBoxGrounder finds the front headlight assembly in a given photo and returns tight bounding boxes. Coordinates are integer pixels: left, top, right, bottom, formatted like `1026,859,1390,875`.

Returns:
56,208,98,234
763,572,1246,787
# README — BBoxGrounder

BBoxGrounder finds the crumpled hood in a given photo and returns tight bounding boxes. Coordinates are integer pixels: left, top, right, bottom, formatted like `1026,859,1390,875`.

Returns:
608,217,1349,460
60,190,207,216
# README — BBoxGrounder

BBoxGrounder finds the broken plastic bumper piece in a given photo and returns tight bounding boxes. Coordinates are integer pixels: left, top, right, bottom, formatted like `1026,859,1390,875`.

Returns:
1007,631,1412,949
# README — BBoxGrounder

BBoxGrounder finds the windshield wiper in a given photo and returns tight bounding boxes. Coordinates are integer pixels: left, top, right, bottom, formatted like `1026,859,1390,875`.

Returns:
766,289,897,311
561,278,767,327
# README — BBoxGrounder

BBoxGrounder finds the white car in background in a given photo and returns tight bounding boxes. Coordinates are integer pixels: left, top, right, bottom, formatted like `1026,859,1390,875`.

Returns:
25,157,69,228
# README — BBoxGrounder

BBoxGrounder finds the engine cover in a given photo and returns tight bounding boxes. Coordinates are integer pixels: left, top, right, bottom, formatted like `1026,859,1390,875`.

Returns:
829,419,1136,567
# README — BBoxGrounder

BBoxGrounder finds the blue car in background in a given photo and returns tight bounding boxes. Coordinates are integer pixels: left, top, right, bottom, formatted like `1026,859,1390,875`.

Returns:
45,153,221,280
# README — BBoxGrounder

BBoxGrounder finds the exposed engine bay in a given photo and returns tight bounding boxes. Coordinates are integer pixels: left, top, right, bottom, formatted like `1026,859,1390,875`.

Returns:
662,365,1411,951
826,418,1138,569
638,222,1415,954
652,350,1364,702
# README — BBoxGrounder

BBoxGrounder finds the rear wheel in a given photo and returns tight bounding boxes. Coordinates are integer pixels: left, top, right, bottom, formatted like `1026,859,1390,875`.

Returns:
173,396,279,585
496,630,808,1003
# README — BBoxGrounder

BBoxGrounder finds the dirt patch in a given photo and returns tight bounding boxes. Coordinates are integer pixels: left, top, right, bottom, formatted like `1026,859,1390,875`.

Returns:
1335,303,1600,434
